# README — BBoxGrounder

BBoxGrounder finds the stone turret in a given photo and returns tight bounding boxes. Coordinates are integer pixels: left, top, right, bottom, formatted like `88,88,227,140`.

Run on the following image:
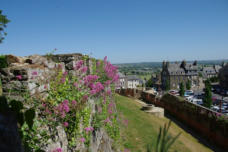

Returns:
166,61,170,68
180,60,186,68
162,61,166,69
193,60,197,66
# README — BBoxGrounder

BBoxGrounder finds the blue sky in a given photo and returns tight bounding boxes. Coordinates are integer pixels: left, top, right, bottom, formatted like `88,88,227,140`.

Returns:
0,0,228,63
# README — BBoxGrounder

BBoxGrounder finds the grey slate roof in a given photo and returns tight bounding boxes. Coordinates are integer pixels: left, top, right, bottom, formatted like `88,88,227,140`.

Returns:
118,72,125,78
214,65,222,73
167,63,185,75
167,63,199,76
127,75,140,80
203,67,216,75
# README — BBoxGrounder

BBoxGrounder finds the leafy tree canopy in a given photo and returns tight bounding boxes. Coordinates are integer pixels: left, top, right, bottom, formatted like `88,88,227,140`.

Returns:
0,10,10,43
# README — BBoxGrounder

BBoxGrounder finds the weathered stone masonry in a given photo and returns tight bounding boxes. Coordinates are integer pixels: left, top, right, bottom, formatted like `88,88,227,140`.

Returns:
0,53,114,152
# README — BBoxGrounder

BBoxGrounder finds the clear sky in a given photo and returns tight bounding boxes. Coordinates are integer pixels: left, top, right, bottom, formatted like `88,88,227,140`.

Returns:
0,0,228,63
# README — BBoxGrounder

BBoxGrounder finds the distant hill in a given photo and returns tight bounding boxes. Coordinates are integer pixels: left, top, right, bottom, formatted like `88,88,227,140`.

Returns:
115,59,228,68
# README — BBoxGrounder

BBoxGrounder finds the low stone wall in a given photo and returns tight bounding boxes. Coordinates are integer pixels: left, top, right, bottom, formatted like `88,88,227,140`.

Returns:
116,88,228,151
0,54,94,98
0,54,115,152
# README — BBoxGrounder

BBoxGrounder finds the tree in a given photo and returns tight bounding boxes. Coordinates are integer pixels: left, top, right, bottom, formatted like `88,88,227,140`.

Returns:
179,82,185,97
0,10,10,43
204,81,212,108
165,79,170,91
146,78,153,88
186,80,191,90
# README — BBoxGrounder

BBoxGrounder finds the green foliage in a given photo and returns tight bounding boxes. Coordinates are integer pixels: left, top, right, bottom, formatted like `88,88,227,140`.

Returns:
203,81,212,108
146,78,153,88
179,83,185,97
147,121,181,152
0,55,8,68
0,96,40,151
186,80,191,90
0,10,10,43
45,48,56,60
0,78,2,96
208,76,219,83
165,79,170,91
0,56,120,151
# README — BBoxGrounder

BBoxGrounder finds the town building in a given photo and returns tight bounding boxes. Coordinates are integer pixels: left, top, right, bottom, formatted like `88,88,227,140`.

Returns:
117,72,143,89
201,65,222,79
161,61,199,90
118,72,127,89
218,63,228,89
126,75,141,89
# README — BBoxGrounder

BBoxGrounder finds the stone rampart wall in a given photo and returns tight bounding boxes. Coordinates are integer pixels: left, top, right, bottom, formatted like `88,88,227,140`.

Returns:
0,54,114,152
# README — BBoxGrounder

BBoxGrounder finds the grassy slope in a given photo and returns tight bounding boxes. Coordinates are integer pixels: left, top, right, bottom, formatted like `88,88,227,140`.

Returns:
116,94,212,152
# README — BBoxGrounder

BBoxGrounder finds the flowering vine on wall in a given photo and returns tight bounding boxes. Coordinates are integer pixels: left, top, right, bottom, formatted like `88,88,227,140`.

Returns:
16,56,120,151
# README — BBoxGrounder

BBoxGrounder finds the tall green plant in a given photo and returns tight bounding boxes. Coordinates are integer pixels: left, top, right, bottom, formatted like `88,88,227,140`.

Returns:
186,80,191,90
147,121,181,152
0,55,8,68
179,83,185,97
204,80,212,108
165,79,170,91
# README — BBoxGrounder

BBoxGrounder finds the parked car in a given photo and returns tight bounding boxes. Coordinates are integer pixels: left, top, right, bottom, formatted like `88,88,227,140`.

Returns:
184,90,194,97
212,106,220,112
169,90,179,96
185,96,193,102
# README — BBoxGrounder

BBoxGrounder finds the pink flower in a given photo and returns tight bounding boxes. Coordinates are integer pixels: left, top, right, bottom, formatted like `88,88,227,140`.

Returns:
82,95,88,101
90,82,104,95
32,71,38,76
73,82,78,88
98,106,102,113
55,100,70,118
52,148,62,152
58,64,63,69
84,127,94,134
104,117,112,124
45,108,51,114
104,56,107,63
63,100,70,112
63,122,69,127
75,60,84,70
124,148,130,152
42,103,46,107
72,100,77,105
96,61,100,67
80,66,88,73
106,89,112,95
216,113,222,117
63,71,68,76
80,137,85,143
90,89,96,95
108,108,113,114
16,75,22,80
44,85,47,89
104,80,111,86
83,75,99,86
60,77,65,83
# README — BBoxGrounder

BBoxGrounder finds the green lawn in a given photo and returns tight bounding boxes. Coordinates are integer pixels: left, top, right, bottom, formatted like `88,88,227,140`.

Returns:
137,74,151,80
116,94,213,152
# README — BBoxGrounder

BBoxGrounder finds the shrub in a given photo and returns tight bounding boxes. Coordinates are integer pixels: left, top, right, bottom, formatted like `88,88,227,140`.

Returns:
0,55,8,68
